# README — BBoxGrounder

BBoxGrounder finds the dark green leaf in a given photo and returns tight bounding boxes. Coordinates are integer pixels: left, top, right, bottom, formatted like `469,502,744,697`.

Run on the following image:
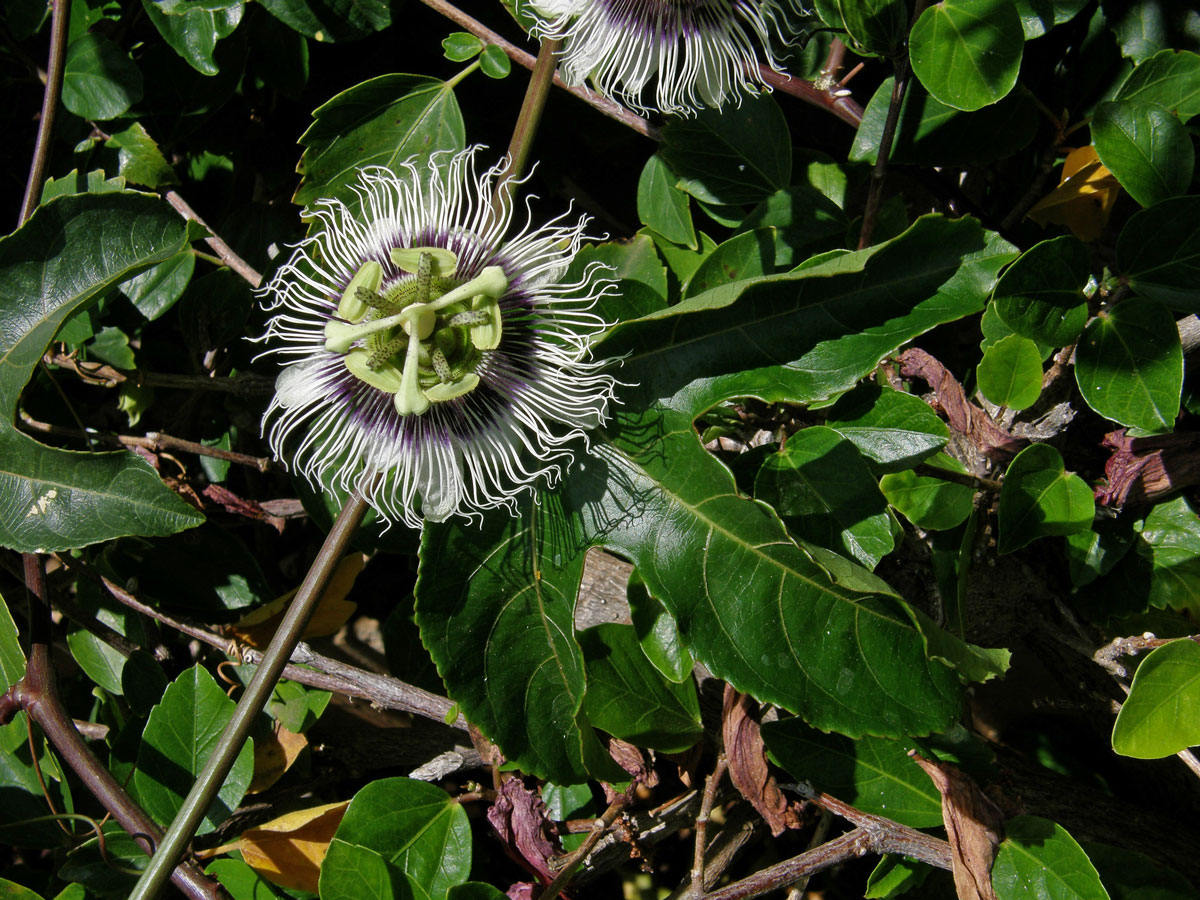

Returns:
825,382,949,473
992,816,1111,900
1112,638,1200,758
1107,0,1170,63
840,0,908,55
756,426,895,568
763,718,944,827
207,858,287,900
1065,515,1137,589
684,229,775,298
1118,196,1200,310
628,581,694,683
416,511,618,783
637,153,696,249
295,74,465,219
1075,297,1182,432
647,229,718,288
119,251,195,321
977,334,1042,410
660,95,791,205
258,0,389,42
141,0,243,76
865,856,933,898
997,444,1095,554
0,878,44,900
62,33,143,120
446,885,506,900
1092,99,1193,208
329,778,470,898
1139,496,1200,617
441,32,482,62
59,826,148,894
133,664,254,834
0,193,202,553
908,0,1023,111
66,628,127,694
40,169,126,202
1081,840,1198,900
1116,49,1200,119
579,623,702,753
852,79,1038,166
880,453,975,531
993,235,1091,346
737,185,848,268
1014,0,1088,39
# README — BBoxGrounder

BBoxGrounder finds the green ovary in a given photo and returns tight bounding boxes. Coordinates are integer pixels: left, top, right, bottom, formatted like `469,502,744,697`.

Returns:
326,250,507,417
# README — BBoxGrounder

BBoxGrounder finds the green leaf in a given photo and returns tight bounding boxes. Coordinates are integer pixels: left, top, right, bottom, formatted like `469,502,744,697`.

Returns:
684,229,775,298
141,0,243,76
88,326,136,370
880,453,975,531
763,718,944,827
416,511,616,783
119,251,195,321
258,0,390,42
295,74,465,220
1092,99,1194,208
839,0,908,56
579,623,702,753
0,193,202,553
997,444,1094,554
1140,497,1200,616
1118,196,1200,311
62,33,143,120
40,168,126,203
58,826,148,895
1116,49,1200,119
66,628,127,694
908,0,1023,111
637,153,696,249
865,856,933,898
320,840,403,900
0,878,45,900
851,78,1038,166
1112,638,1200,758
1013,0,1088,39
133,664,254,834
207,858,287,900
756,426,895,569
1081,841,1198,900
328,778,470,898
1074,297,1182,432
441,32,482,62
977,334,1042,410
992,816,1111,900
825,382,949,473
478,44,511,79
737,185,848,268
905,605,1011,685
628,581,694,683
659,94,791,205
992,235,1091,346
107,123,177,188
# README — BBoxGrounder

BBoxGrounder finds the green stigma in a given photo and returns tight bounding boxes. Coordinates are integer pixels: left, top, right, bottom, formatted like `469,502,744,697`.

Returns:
324,248,507,416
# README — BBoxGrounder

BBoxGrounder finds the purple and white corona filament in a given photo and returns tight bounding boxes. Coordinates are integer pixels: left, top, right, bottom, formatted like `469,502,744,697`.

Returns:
532,0,803,115
259,148,617,528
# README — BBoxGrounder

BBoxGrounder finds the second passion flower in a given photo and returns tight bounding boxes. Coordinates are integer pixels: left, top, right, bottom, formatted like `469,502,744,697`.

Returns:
259,148,618,528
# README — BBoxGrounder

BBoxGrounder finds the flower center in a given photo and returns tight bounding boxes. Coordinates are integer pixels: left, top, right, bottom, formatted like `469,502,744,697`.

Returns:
323,249,508,416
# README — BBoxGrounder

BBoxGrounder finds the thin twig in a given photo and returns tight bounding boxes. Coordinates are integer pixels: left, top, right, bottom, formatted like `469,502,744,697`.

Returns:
41,350,275,396
692,753,728,894
416,0,660,139
18,0,70,224
19,411,273,472
913,463,1003,493
758,66,863,128
164,191,263,289
538,792,632,900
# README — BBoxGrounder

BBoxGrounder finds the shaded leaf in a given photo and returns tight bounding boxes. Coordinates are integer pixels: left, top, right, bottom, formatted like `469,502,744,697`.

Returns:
141,0,243,76
1118,196,1200,311
881,453,976,531
997,444,1094,554
638,153,696,249
486,778,557,882
1092,99,1194,208
258,0,389,42
825,382,949,473
992,235,1091,347
684,228,775,298
62,33,143,120
1116,49,1200,119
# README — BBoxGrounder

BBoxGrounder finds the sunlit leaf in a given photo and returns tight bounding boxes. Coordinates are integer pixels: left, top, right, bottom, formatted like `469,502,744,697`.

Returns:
997,444,1094,554
1092,99,1193,208
1027,147,1121,242
992,816,1111,900
1112,639,1200,758
908,0,1023,111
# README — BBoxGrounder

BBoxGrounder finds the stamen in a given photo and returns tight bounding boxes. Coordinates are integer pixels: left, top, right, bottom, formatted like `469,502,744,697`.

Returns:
431,348,451,381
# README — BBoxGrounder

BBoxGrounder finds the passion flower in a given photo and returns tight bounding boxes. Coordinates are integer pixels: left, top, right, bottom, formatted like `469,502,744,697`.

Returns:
259,148,617,527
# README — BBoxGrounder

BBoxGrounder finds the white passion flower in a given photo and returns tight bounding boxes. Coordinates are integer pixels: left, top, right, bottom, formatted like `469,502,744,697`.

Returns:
531,0,803,116
259,148,617,528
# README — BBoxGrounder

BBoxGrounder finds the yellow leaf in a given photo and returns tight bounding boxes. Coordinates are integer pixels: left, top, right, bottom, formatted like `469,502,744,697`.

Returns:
248,722,308,795
231,553,364,647
1026,146,1121,242
208,801,349,894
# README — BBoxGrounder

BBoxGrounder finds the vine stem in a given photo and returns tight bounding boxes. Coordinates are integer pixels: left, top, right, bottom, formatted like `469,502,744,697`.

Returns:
18,0,70,223
537,791,631,900
128,492,371,900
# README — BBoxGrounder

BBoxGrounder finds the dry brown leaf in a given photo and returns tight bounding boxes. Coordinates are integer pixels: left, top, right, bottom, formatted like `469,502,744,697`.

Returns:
207,801,349,894
1027,146,1121,242
231,553,364,647
487,777,557,882
911,752,1004,900
722,686,802,837
248,722,308,795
